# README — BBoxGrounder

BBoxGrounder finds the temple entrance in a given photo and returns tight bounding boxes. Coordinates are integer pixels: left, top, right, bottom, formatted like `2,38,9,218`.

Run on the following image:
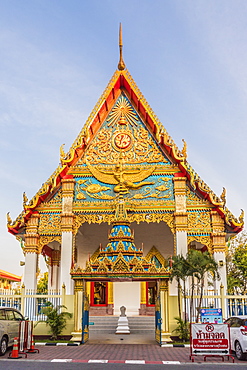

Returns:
80,279,164,344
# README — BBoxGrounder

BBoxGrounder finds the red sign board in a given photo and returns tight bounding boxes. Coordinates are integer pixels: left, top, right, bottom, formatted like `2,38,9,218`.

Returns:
191,323,230,356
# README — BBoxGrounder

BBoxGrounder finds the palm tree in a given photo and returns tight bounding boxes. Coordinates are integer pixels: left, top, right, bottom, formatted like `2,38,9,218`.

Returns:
193,251,219,322
170,254,189,322
185,249,199,322
185,249,219,322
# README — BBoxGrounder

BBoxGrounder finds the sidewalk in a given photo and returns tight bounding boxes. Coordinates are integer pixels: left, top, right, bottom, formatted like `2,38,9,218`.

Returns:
0,333,241,364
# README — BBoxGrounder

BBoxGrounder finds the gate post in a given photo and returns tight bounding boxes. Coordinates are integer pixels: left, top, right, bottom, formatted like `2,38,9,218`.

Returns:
70,280,84,342
160,279,172,343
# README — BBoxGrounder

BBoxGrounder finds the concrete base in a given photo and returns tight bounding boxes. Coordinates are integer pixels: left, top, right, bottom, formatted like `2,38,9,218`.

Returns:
161,332,172,343
70,331,82,342
115,316,130,334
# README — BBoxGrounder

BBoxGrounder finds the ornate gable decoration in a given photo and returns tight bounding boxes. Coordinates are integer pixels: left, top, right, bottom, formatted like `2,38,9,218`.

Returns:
7,48,243,235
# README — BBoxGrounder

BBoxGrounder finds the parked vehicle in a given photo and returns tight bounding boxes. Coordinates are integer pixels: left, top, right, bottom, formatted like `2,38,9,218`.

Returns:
225,315,247,360
0,307,25,355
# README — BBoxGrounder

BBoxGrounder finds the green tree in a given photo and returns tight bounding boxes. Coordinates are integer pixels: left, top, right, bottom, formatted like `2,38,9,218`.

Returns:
170,254,189,322
227,231,247,294
39,302,72,340
171,249,219,323
37,272,48,294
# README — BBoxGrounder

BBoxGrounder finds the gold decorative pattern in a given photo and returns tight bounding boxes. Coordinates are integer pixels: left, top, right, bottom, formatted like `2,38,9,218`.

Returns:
39,213,61,235
73,211,174,233
24,234,39,254
187,211,211,233
61,178,75,197
38,235,62,252
87,159,155,195
145,246,167,267
107,95,138,127
61,213,74,232
173,177,187,195
174,212,188,231
186,187,210,207
187,234,212,252
211,210,225,232
84,125,164,165
211,232,226,253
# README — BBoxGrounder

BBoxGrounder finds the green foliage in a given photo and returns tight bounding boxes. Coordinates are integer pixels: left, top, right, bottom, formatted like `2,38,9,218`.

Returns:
187,249,219,322
37,272,48,294
227,231,247,294
40,302,72,340
171,249,219,323
172,316,190,342
170,255,190,321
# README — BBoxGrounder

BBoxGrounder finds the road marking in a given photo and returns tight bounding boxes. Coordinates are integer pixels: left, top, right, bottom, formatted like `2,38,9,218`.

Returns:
162,361,181,364
125,360,146,364
51,359,72,362
88,359,109,363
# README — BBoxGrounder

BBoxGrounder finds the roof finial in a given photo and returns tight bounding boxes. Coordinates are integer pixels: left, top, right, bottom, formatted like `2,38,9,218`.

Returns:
118,23,126,71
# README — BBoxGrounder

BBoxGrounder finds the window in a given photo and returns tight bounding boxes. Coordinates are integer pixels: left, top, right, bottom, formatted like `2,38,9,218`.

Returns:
231,318,240,327
13,311,24,321
0,310,6,320
6,310,15,320
91,282,107,306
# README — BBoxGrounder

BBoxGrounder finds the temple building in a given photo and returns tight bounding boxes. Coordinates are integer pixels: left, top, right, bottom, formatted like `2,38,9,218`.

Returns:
0,270,21,290
7,27,244,342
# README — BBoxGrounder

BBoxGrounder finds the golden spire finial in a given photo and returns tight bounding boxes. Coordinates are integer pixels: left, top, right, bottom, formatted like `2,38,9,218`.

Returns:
118,23,126,71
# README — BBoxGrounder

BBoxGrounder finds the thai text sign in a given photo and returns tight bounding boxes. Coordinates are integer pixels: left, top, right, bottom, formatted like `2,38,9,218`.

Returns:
200,308,223,323
191,323,230,356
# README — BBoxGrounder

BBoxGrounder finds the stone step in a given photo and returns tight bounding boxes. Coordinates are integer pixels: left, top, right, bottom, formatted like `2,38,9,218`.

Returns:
89,316,155,334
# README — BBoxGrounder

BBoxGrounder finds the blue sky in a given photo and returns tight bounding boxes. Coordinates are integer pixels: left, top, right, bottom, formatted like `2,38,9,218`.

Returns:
1,0,247,275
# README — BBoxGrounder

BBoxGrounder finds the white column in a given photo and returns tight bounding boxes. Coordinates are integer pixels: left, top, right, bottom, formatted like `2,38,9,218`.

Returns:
176,231,188,256
60,232,74,294
60,176,75,294
213,251,227,292
173,177,188,257
23,252,38,290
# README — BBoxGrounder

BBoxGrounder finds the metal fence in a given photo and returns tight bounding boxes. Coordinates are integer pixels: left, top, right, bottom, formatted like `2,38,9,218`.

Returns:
0,286,64,321
184,286,247,322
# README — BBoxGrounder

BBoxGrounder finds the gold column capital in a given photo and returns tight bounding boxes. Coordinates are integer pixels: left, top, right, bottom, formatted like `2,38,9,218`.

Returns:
61,177,76,197
211,232,226,253
61,213,74,232
211,210,225,232
24,233,39,254
173,177,187,195
174,212,188,231
74,279,84,292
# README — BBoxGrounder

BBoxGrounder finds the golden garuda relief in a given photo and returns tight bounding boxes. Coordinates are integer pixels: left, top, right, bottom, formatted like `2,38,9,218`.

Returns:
86,155,155,195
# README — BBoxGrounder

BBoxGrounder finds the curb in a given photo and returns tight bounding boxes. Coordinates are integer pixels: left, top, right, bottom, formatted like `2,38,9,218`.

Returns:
35,342,80,346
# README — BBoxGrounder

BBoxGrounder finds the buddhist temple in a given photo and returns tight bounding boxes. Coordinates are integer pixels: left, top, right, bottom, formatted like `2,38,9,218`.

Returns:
7,26,244,342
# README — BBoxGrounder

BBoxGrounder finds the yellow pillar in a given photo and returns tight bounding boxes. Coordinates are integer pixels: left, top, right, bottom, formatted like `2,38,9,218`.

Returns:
108,282,113,304
141,282,146,304
160,279,172,342
70,279,84,341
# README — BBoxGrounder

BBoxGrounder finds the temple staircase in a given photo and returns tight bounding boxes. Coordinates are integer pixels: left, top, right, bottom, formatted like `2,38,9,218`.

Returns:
89,316,155,334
